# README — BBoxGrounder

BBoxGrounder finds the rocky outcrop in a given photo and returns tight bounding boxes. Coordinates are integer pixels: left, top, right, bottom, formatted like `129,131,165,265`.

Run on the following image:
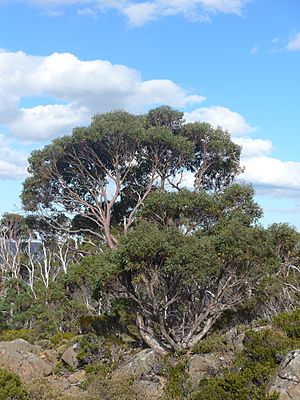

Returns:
115,348,161,379
61,345,79,369
269,350,300,400
114,348,164,399
187,352,233,387
132,377,166,399
0,339,54,381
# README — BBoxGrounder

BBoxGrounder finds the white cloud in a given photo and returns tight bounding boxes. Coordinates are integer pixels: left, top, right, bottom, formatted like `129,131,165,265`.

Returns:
287,32,300,51
184,105,256,136
10,104,90,140
183,104,300,198
0,50,203,140
0,135,28,179
21,0,249,26
234,138,272,158
123,2,158,26
240,156,300,194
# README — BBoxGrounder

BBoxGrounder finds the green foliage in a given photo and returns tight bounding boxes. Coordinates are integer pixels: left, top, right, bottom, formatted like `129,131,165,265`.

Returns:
191,372,279,400
273,308,300,339
0,368,29,400
49,332,76,346
183,122,242,190
80,363,111,390
164,361,191,400
192,333,228,354
191,328,296,400
267,223,300,262
242,329,296,366
0,329,35,343
76,333,104,366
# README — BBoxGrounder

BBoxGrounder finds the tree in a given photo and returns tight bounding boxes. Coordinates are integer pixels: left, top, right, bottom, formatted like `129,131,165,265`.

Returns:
98,186,275,355
0,213,29,282
22,106,241,248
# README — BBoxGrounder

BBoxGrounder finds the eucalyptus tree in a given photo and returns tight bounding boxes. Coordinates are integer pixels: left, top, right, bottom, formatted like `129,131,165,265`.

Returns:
22,106,241,248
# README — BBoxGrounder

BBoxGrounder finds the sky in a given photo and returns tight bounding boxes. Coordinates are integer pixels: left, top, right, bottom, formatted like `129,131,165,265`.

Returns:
0,0,299,228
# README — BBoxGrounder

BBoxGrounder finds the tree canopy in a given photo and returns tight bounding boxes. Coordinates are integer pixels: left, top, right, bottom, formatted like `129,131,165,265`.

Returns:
22,106,242,248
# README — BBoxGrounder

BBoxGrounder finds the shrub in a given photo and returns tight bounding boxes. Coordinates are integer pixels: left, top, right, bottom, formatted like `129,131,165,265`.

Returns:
190,329,293,400
273,309,300,339
49,332,76,346
191,372,279,400
77,333,104,366
0,368,29,400
0,329,36,343
164,361,191,400
242,329,295,366
86,373,138,400
192,333,228,354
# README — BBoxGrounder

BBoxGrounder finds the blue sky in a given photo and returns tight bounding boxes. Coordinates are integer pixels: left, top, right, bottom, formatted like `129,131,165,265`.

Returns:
0,0,300,228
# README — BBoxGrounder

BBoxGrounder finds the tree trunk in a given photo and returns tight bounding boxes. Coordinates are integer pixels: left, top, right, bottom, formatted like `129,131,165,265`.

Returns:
136,313,169,356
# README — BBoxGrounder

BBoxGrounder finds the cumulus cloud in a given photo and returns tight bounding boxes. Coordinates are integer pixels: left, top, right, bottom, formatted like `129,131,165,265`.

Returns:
183,105,300,198
241,156,300,195
287,32,300,51
234,138,272,158
184,105,256,136
19,0,249,26
0,135,28,179
9,104,90,140
0,50,203,140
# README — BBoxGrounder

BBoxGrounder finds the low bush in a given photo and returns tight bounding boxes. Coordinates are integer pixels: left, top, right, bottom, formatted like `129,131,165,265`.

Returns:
0,329,36,343
190,328,296,400
164,361,191,400
0,368,29,400
49,332,76,346
192,333,228,354
273,308,300,339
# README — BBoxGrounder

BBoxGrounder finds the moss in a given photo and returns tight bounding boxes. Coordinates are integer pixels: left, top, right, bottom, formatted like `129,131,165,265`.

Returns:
0,368,29,400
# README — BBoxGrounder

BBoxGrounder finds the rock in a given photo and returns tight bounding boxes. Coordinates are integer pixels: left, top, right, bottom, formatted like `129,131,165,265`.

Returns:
61,345,78,369
67,369,86,384
46,375,84,397
133,377,165,399
0,339,53,381
269,350,300,400
187,353,233,387
114,348,161,379
40,349,59,368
